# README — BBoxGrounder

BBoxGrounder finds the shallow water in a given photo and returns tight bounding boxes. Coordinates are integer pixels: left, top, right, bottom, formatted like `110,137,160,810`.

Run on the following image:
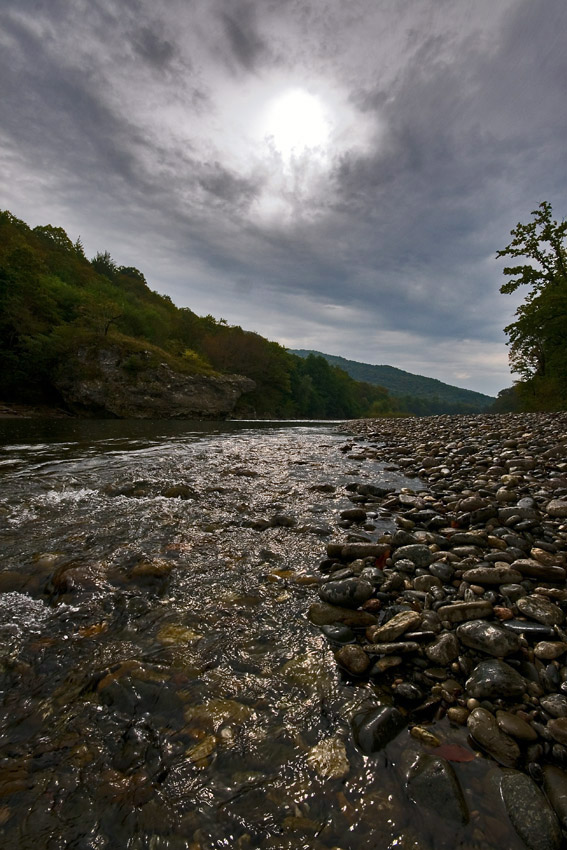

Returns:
0,419,530,849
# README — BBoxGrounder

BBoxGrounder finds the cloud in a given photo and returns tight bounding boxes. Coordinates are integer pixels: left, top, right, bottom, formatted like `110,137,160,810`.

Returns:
1,0,566,395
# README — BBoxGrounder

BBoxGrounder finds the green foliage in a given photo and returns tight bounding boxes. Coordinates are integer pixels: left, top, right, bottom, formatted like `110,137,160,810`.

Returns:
498,202,567,410
0,208,406,417
291,350,494,414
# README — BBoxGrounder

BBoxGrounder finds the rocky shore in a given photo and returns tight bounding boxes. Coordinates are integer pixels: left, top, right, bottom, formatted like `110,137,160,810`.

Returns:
310,412,567,848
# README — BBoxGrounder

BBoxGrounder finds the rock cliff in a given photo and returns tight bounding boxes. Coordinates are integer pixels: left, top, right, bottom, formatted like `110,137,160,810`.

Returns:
55,347,255,418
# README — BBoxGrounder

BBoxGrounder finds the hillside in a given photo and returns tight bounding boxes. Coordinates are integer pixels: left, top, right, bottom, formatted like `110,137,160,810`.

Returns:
0,210,405,419
291,350,495,415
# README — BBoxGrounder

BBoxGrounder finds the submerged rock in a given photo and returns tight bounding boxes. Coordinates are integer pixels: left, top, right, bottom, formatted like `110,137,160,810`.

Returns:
406,754,468,824
467,708,520,767
352,705,406,754
500,769,561,850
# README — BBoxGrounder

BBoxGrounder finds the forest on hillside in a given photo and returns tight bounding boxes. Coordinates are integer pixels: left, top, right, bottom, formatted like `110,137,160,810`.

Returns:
292,350,494,416
0,210,406,419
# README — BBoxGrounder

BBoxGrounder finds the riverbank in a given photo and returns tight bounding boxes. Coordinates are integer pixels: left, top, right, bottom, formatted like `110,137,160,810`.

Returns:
309,411,567,846
0,401,73,418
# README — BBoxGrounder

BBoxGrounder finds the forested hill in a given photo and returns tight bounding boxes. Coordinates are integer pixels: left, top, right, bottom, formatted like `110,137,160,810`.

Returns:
0,209,406,419
291,350,494,415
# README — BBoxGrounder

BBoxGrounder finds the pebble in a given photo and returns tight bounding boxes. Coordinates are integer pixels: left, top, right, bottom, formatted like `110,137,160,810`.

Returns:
313,412,567,838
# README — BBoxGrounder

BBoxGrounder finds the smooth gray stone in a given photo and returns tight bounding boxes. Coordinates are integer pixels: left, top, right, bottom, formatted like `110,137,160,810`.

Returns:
406,754,468,824
456,619,521,658
466,659,526,699
500,769,561,850
318,578,374,609
352,705,406,754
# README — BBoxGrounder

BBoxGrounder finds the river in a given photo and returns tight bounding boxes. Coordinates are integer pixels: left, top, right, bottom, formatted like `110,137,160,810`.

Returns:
0,419,529,850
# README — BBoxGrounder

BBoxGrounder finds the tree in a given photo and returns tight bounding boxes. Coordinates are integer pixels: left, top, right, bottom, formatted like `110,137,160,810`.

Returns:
497,202,567,409
91,250,117,279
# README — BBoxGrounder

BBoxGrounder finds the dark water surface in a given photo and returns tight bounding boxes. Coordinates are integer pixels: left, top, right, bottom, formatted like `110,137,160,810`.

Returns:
0,420,526,849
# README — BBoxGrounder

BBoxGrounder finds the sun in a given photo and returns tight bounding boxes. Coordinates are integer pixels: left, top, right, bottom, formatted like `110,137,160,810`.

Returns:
261,89,331,161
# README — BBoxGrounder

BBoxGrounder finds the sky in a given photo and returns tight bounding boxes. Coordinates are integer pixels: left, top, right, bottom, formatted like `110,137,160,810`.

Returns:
1,0,566,397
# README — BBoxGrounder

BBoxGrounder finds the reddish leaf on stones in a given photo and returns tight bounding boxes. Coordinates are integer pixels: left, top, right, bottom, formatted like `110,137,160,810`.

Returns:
431,743,476,762
374,549,390,569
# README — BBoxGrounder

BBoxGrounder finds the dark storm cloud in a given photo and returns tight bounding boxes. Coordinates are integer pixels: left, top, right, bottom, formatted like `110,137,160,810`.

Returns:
197,162,260,207
133,27,177,69
219,2,268,72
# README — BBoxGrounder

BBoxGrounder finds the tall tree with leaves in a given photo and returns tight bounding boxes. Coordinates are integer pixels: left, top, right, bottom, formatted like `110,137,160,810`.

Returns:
497,202,567,409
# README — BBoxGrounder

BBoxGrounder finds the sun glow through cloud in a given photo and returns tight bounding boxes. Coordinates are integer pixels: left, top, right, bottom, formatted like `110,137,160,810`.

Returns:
261,89,331,161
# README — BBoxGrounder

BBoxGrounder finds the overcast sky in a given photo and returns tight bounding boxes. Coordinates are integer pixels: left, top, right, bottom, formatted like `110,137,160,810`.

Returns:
2,0,566,396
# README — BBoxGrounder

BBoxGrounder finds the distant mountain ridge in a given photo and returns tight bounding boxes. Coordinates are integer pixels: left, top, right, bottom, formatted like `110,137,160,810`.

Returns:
291,350,494,415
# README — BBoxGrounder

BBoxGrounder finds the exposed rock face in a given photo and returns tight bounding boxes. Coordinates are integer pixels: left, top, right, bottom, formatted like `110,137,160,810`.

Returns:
55,347,255,418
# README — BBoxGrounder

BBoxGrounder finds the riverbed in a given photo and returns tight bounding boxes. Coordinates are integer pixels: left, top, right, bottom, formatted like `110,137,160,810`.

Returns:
0,418,549,849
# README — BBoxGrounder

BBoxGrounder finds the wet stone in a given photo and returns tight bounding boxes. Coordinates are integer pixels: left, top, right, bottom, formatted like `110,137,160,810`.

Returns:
307,737,350,779
340,507,367,523
425,632,460,665
392,545,432,568
547,719,567,747
461,565,522,585
352,705,406,754
496,710,538,741
546,500,567,518
366,610,422,643
500,769,561,850
320,623,356,644
436,600,494,624
534,642,567,661
503,620,556,639
335,644,371,676
466,659,526,700
318,578,374,609
364,641,421,656
307,602,377,628
541,695,567,718
543,765,567,829
517,595,565,626
512,559,566,582
467,708,520,767
405,754,469,825
456,619,521,658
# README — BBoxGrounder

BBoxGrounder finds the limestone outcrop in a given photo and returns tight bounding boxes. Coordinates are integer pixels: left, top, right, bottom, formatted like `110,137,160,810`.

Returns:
55,347,255,418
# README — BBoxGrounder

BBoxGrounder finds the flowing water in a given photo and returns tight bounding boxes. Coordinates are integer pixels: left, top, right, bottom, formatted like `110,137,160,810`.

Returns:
0,420,528,850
